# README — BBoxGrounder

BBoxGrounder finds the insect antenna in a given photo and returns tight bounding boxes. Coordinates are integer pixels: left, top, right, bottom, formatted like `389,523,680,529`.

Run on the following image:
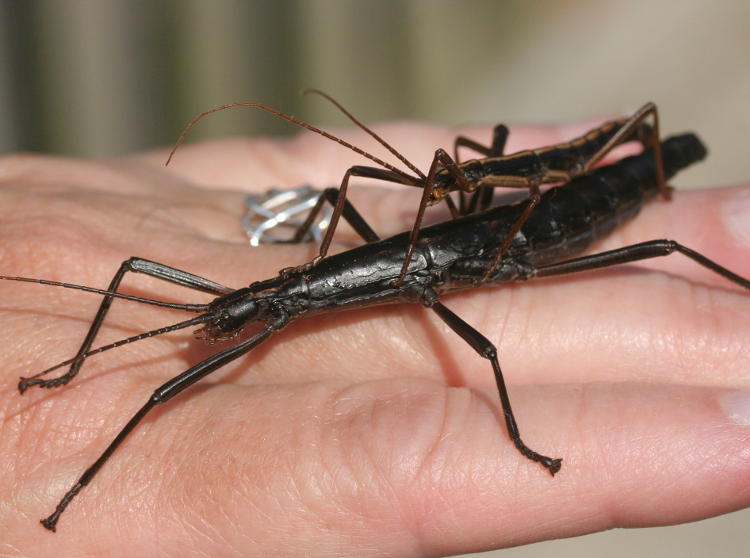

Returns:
302,88,427,180
18,314,215,392
0,275,210,312
165,102,419,184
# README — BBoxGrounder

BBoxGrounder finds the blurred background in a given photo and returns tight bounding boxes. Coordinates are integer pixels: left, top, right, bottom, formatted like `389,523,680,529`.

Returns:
1,0,748,556
1,0,750,189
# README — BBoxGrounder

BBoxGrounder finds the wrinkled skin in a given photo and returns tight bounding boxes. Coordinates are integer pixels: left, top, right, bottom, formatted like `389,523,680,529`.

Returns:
0,121,749,558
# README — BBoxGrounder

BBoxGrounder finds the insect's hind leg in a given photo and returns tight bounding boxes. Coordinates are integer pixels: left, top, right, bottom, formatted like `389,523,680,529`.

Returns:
583,103,670,200
533,239,750,291
427,294,562,475
19,258,234,393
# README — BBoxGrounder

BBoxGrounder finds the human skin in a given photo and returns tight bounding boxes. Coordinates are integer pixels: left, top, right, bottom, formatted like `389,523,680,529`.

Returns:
0,122,749,557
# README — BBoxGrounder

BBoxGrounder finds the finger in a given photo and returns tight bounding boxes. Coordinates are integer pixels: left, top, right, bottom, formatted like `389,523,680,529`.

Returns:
5,264,747,406
167,186,750,389
215,265,749,390
382,382,750,555
591,184,750,285
4,187,749,392
8,379,749,555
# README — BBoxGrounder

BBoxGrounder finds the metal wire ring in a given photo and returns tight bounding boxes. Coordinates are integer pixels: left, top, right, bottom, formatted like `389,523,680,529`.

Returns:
242,185,332,246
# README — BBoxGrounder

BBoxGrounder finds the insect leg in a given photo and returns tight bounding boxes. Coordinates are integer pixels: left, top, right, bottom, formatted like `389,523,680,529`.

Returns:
20,258,234,392
293,187,380,244
479,191,542,283
288,165,419,274
39,324,276,532
279,188,382,278
399,147,544,286
428,297,562,475
454,124,510,214
392,148,477,285
583,103,669,200
480,125,511,212
533,240,750,290
453,123,509,159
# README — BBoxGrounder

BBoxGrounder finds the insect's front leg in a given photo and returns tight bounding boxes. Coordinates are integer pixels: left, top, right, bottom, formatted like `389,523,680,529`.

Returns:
282,165,416,277
453,123,509,160
18,258,233,393
453,124,509,213
39,323,277,531
389,145,538,286
392,148,474,286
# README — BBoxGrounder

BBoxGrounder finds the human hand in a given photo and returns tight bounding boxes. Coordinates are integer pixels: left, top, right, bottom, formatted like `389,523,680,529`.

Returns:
1,121,749,557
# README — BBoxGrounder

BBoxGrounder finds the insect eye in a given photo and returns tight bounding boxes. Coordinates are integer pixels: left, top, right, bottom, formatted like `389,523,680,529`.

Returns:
428,192,443,205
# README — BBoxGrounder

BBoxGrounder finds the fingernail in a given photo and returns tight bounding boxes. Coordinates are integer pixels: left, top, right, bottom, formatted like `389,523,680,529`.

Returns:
723,189,750,247
718,390,750,426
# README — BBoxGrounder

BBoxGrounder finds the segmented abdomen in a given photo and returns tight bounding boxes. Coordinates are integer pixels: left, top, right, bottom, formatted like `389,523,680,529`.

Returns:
513,133,706,266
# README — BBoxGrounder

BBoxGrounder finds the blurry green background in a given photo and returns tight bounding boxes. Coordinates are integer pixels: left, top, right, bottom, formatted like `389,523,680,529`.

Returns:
1,1,748,556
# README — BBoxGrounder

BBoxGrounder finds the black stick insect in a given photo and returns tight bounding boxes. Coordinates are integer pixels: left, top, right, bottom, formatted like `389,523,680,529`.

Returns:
167,90,667,287
3,133,749,532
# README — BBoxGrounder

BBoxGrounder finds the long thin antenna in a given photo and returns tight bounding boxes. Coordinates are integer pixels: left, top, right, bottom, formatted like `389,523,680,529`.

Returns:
165,102,418,185
302,88,427,180
18,314,215,392
0,275,209,312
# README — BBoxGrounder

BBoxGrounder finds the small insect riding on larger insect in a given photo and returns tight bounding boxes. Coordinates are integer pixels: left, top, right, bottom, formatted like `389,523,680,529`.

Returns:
168,91,667,286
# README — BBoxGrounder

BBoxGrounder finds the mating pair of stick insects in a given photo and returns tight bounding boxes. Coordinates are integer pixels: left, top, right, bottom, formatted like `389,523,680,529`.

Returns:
170,91,667,286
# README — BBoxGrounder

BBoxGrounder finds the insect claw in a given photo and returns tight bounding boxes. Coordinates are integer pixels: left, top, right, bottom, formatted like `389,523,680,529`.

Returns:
18,377,47,394
278,266,295,279
17,377,30,394
546,458,563,476
279,257,320,279
40,514,58,532
521,446,562,476
18,375,71,394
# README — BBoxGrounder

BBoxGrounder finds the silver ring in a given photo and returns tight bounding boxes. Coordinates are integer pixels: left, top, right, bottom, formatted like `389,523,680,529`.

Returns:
242,185,332,246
